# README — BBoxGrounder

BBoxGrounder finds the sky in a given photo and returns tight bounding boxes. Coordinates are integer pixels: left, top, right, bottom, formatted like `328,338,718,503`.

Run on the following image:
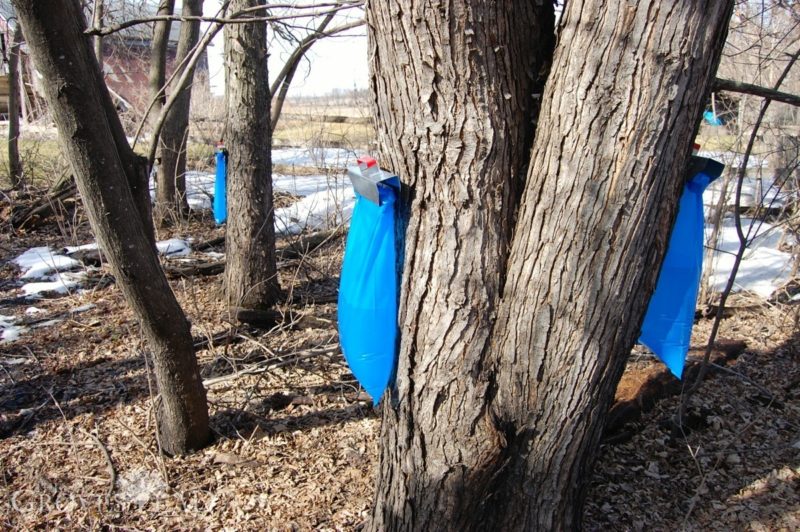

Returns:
202,1,368,97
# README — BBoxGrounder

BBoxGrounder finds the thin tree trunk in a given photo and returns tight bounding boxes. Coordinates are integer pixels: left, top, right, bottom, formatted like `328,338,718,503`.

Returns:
223,0,280,310
148,0,175,120
156,0,202,223
12,0,209,455
368,1,733,530
7,23,23,189
92,0,103,69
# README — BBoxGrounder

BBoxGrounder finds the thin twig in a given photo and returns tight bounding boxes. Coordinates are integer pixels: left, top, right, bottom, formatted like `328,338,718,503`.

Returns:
79,428,116,506
203,344,338,387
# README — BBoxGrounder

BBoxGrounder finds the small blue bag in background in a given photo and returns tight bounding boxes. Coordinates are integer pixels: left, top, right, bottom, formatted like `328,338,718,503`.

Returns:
639,156,724,378
213,141,228,225
338,157,401,403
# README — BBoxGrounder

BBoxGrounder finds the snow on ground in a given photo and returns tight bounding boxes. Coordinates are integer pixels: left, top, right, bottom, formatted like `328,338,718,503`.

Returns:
63,242,99,254
703,176,789,210
13,247,80,280
156,238,192,257
705,216,795,298
11,238,192,303
20,272,87,298
181,169,358,235
273,173,355,234
176,147,360,226
0,314,23,343
185,171,215,211
698,149,792,211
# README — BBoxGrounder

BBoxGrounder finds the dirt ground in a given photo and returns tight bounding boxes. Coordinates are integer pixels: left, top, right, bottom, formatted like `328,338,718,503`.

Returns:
0,196,798,530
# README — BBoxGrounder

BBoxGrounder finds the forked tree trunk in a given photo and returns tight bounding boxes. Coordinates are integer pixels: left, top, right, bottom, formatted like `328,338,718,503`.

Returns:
223,0,280,310
148,0,175,119
156,0,202,223
12,0,209,456
368,1,733,530
7,23,23,189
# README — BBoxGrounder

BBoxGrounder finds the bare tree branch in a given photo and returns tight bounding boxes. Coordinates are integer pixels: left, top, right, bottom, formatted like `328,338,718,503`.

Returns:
713,77,800,107
270,18,364,129
85,1,363,36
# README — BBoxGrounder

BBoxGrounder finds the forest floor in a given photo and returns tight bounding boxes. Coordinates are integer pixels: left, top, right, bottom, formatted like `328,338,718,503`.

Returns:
0,190,798,531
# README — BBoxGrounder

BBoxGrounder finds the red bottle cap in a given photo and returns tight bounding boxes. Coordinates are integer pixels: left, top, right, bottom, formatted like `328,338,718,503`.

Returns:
357,156,378,171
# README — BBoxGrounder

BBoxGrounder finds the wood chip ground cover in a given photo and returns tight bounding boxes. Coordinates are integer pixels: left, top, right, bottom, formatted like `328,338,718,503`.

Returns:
1,202,798,530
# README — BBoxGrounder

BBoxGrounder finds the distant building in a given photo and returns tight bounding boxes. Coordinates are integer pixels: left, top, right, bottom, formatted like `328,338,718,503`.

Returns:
0,0,209,119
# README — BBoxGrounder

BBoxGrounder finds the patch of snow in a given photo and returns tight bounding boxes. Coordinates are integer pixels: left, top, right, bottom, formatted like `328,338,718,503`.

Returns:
203,251,225,260
1,325,24,343
705,217,794,299
1,315,24,343
63,242,99,254
157,238,191,257
25,307,46,315
21,272,87,298
70,303,96,314
13,247,80,280
185,171,215,211
275,185,355,235
704,176,789,210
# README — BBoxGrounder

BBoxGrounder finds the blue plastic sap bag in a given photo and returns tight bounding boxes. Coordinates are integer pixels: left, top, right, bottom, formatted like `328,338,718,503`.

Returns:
639,157,724,378
338,164,399,403
213,147,228,225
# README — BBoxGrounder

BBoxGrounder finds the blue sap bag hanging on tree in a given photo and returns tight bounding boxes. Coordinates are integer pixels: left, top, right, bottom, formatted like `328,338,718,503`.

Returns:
338,157,401,403
639,155,724,378
213,141,228,225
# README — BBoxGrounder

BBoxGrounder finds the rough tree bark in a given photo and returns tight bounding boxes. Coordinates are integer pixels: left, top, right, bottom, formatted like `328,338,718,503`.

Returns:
155,0,202,223
12,0,209,455
223,0,280,311
148,0,175,120
368,1,733,530
367,0,553,526
7,23,23,189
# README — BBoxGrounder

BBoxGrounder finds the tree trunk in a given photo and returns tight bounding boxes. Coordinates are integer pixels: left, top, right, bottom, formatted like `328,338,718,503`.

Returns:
155,0,202,223
92,0,103,69
12,0,209,456
223,0,280,311
7,23,23,189
368,1,733,530
367,1,554,528
148,0,175,120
